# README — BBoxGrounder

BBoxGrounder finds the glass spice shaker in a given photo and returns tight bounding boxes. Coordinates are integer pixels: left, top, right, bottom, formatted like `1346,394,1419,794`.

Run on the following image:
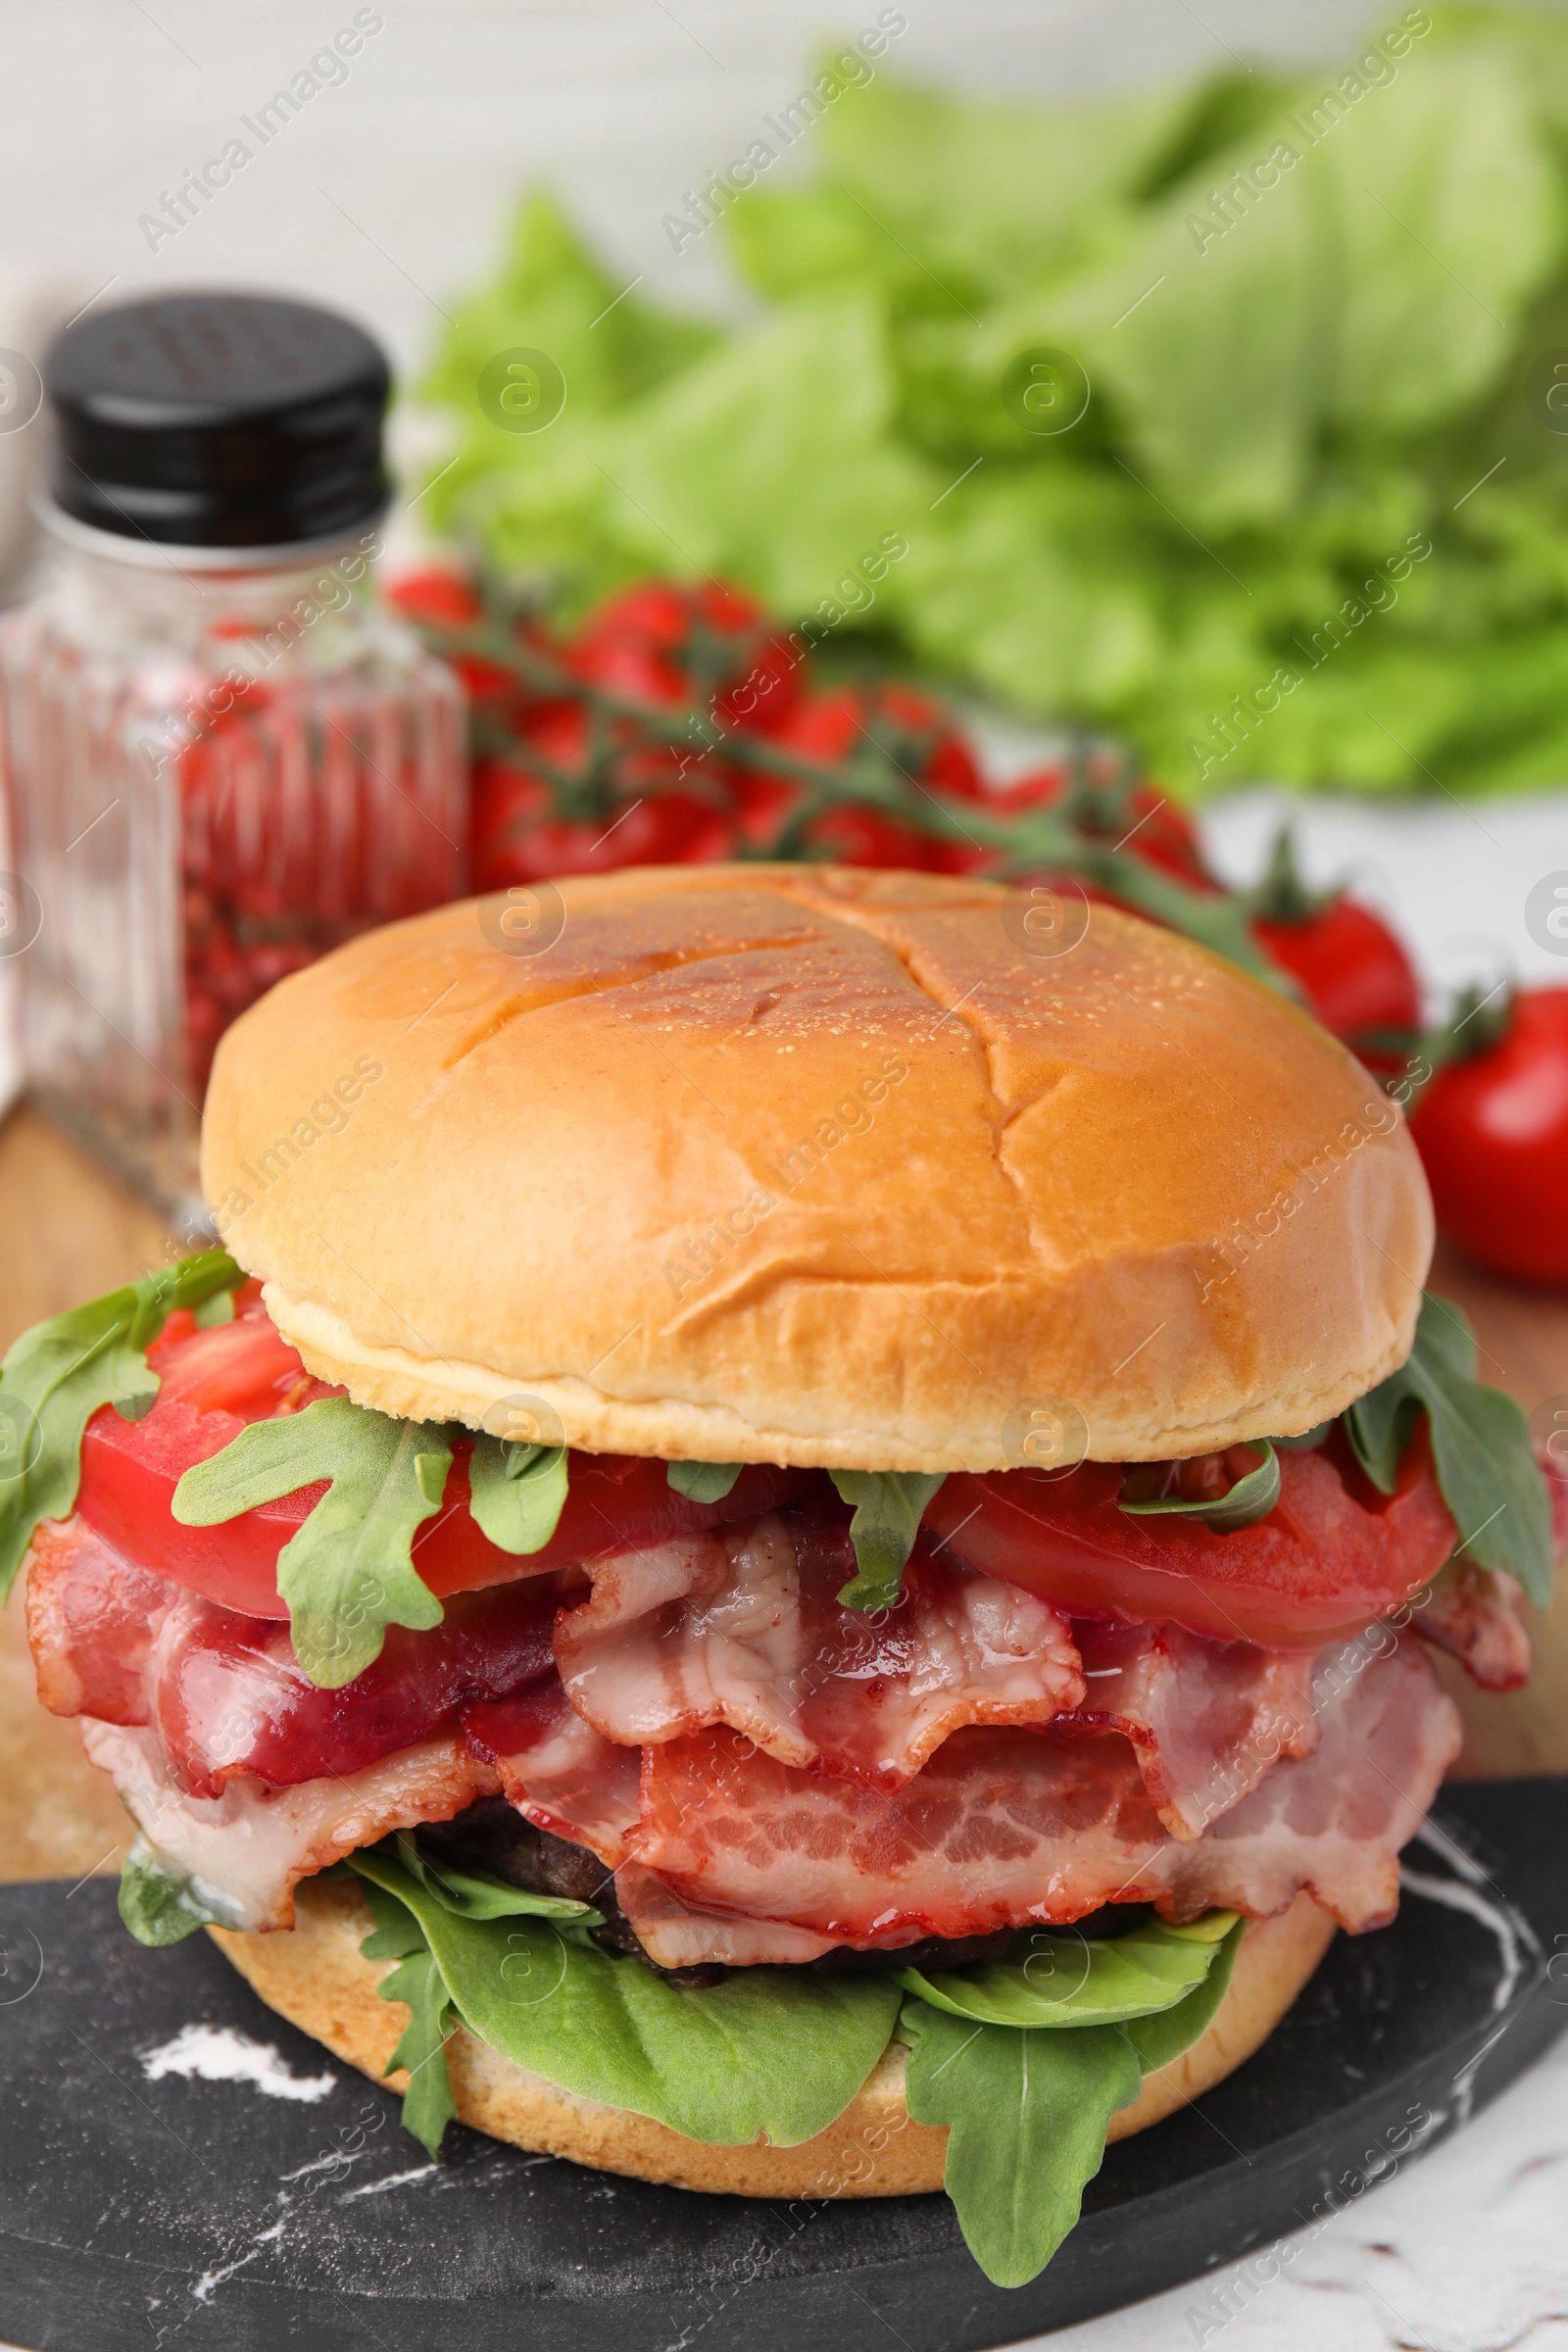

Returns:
0,291,466,1221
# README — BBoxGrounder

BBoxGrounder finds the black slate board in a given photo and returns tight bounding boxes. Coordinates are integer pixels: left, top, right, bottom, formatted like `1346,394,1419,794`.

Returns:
1,1779,1564,2352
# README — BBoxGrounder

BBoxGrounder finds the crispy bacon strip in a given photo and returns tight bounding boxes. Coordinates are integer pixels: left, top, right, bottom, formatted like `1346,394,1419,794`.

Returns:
612,1860,838,1968
81,1719,499,1933
26,1518,174,1725
465,1685,642,1867
630,1635,1461,1944
27,1516,558,1797
1059,1620,1321,1839
555,1510,1083,1790
1412,1563,1532,1692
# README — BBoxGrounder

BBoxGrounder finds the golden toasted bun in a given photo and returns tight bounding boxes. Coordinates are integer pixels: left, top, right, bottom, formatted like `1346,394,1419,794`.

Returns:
211,1880,1336,2196
202,864,1432,1468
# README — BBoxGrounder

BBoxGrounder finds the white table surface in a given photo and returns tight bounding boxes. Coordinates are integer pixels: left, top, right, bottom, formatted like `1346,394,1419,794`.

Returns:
0,10,1565,2347
1020,2024,1568,2352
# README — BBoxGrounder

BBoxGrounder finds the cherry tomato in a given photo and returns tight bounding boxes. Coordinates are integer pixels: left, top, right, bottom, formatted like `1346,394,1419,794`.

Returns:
386,569,485,630
74,1300,807,1618
571,580,803,737
1252,897,1421,1064
1409,988,1568,1284
990,760,1211,888
739,685,981,868
469,703,735,889
1241,830,1420,1066
925,1430,1456,1650
779,684,983,802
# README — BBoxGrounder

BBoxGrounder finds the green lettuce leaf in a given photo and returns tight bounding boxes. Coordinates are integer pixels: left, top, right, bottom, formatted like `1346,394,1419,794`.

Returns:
605,285,935,617
730,72,1201,306
666,1460,744,1502
1344,1292,1552,1604
118,1837,220,1947
416,15,1568,799
348,1847,900,2151
466,1436,569,1553
896,1911,1236,2029
172,1398,452,1687
0,1249,240,1600
827,1469,947,1608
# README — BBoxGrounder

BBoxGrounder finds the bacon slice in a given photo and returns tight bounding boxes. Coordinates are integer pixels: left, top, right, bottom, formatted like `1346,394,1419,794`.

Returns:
1412,1563,1532,1692
465,1684,643,1867
26,1518,175,1724
612,1860,838,1968
80,1719,499,1932
1058,1620,1320,1840
555,1510,1083,1790
26,1515,559,1798
630,1634,1461,1944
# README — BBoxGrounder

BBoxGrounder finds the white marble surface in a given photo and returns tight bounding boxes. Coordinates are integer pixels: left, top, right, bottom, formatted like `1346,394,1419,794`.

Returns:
0,12,1563,2348
1021,2025,1568,2352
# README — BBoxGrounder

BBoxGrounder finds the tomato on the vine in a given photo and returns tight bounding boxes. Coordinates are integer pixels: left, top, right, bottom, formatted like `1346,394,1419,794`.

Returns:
1243,829,1420,1066
988,758,1212,889
785,682,984,803
1409,987,1568,1284
470,704,736,888
571,580,802,737
746,685,983,869
1252,898,1420,1061
386,569,484,631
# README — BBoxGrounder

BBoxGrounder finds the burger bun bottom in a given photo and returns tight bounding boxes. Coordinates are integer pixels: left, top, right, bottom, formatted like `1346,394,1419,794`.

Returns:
212,1880,1337,2198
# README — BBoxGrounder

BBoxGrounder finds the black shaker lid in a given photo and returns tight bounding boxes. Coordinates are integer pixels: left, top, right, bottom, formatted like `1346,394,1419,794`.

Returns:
45,291,391,549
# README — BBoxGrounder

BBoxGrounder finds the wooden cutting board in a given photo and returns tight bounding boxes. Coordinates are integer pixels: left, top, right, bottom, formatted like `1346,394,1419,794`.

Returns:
1,1102,1564,1888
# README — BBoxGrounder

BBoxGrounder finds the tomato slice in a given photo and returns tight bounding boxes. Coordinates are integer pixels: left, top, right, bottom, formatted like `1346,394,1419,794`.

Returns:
74,1298,807,1618
74,1297,1458,1644
926,1433,1457,1649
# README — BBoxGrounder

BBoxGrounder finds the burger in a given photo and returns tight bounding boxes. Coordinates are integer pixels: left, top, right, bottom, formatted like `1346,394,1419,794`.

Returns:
5,865,1553,2290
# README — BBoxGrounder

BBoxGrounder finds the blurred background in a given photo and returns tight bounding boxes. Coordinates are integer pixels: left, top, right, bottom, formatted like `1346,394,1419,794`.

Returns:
0,0,1566,1283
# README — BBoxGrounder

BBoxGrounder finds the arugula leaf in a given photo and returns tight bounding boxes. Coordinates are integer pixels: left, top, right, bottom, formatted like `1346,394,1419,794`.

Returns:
901,2002,1142,2288
466,1435,569,1553
0,1248,240,1600
895,1910,1236,2030
357,1851,607,2155
359,1877,431,1962
192,1288,236,1330
348,1847,901,2149
828,1470,947,1609
344,1833,1243,2282
172,1398,452,1688
1344,1294,1552,1606
666,1460,744,1503
1119,1441,1282,1534
378,1945,459,2159
1119,1915,1244,2073
900,1913,1246,2286
390,1831,601,1928
118,1837,220,1947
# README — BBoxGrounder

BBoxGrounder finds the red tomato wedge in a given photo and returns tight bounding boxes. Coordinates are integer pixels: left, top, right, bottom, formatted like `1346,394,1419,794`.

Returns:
927,1435,1457,1649
74,1300,804,1619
